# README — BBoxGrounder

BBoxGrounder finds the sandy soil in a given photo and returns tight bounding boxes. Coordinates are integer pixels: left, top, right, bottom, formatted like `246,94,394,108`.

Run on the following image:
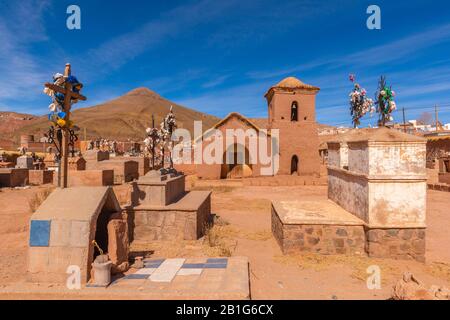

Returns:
0,184,449,300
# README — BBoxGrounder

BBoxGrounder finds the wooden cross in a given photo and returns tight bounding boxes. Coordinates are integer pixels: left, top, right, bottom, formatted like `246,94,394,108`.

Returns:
44,63,87,188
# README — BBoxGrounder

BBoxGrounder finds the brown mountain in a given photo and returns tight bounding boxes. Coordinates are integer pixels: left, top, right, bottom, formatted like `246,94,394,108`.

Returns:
14,88,220,141
0,112,39,136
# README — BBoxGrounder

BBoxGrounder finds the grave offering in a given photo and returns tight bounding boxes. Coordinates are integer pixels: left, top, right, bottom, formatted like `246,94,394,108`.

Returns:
272,128,427,261
375,76,397,126
27,186,128,284
348,74,375,128
129,169,211,241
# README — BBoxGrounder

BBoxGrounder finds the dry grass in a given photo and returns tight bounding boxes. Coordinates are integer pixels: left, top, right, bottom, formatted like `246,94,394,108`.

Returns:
130,240,203,259
28,187,54,213
202,216,237,257
241,230,272,241
274,253,400,284
214,196,271,213
192,185,237,194
427,262,450,281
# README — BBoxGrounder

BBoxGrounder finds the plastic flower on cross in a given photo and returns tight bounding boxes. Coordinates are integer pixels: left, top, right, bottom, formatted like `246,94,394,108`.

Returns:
348,74,375,128
43,71,83,129
349,74,355,82
375,76,397,126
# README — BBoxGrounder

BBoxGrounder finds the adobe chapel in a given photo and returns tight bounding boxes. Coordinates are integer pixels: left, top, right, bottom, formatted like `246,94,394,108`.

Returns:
193,76,321,179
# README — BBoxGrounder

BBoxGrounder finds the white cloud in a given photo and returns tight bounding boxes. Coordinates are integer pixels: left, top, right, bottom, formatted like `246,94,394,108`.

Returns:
0,0,52,104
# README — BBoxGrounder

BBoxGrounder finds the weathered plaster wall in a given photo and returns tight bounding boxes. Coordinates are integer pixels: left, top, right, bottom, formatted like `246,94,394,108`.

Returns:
368,181,426,227
367,143,426,177
327,168,368,222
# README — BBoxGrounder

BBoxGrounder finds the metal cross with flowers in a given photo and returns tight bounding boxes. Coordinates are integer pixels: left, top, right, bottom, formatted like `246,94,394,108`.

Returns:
43,63,86,188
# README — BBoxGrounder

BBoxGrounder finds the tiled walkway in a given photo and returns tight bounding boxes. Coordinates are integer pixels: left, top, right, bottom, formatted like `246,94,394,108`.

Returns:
1,257,249,300
96,256,249,299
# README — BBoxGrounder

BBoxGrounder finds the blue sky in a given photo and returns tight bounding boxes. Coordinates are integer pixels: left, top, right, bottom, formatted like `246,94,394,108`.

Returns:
1,0,450,127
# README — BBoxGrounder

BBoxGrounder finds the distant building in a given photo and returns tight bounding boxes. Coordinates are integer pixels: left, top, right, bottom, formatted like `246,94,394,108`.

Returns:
20,134,46,153
189,77,322,179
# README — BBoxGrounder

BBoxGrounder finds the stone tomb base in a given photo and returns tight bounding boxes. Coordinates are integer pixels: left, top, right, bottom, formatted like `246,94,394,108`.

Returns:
131,191,211,241
27,187,127,284
272,200,426,261
130,171,212,242
0,168,29,187
29,170,54,185
87,160,139,184
365,227,426,262
272,200,366,255
67,170,114,187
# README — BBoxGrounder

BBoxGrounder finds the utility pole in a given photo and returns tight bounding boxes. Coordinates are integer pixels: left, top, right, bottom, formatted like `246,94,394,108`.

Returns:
402,107,406,133
435,105,439,132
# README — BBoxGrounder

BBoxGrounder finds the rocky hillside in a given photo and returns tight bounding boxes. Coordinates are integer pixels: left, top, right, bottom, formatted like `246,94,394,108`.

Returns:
13,88,220,141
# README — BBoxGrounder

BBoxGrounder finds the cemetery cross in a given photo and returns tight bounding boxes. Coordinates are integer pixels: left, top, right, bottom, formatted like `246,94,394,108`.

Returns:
44,64,87,188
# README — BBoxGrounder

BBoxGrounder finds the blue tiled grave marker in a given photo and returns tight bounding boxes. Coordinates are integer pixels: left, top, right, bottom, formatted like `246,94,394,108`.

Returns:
29,220,51,247
206,258,228,264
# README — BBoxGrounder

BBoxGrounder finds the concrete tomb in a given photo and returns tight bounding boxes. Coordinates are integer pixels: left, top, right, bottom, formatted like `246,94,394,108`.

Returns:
29,170,54,185
123,156,150,177
27,186,129,284
68,156,86,171
84,150,110,162
272,128,427,261
85,151,139,184
438,156,450,185
128,170,211,241
16,155,34,169
0,168,29,187
68,169,114,187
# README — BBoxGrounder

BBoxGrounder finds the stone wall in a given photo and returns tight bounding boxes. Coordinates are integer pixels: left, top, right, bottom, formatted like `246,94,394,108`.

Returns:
271,209,365,255
428,183,450,192
243,175,326,186
365,227,426,262
132,192,211,242
438,172,450,184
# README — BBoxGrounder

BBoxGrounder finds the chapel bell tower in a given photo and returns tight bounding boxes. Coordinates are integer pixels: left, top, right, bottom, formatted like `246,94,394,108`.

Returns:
264,77,321,176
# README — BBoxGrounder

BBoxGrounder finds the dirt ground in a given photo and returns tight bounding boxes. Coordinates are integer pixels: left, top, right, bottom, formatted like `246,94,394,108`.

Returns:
0,183,449,300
